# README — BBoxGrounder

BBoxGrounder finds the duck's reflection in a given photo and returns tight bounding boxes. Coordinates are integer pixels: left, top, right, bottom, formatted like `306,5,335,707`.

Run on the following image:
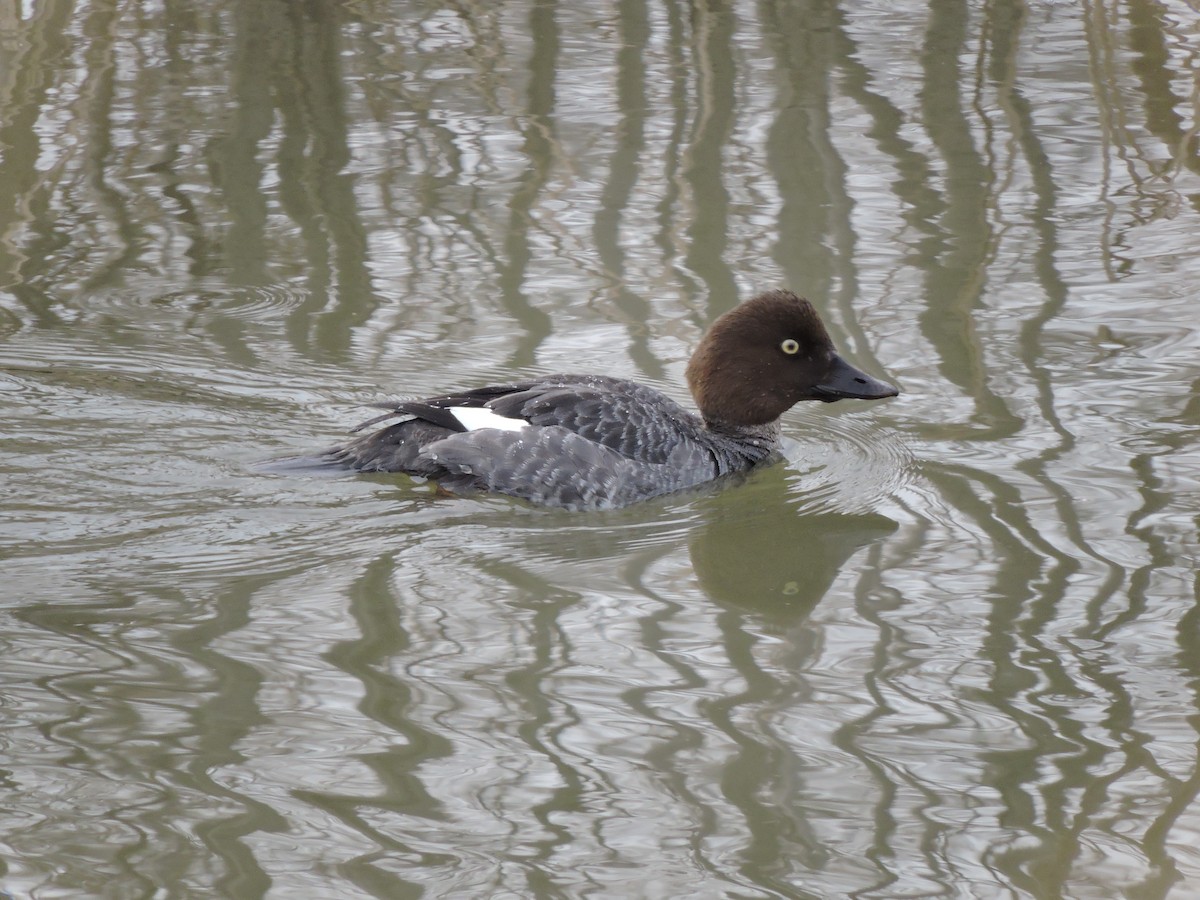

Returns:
688,469,897,619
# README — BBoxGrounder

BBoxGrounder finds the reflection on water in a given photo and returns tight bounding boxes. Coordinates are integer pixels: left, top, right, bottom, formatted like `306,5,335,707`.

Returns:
3,0,1200,897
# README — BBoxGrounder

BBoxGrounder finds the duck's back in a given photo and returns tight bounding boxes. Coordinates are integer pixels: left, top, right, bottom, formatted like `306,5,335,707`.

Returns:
325,375,775,509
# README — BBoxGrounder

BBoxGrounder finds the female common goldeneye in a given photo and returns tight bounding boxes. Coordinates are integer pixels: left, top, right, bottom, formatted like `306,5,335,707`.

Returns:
323,289,898,509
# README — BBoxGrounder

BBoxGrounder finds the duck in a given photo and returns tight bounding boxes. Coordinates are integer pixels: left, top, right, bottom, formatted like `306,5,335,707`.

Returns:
320,289,898,509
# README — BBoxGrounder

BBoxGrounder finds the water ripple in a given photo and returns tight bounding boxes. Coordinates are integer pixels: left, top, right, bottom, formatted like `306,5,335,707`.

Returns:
783,409,914,515
79,282,311,324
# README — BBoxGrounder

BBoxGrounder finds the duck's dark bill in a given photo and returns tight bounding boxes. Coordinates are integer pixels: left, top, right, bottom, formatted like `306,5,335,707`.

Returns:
811,355,899,402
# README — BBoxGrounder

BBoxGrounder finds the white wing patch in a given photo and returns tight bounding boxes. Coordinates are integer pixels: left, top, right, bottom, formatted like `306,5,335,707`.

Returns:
449,405,529,433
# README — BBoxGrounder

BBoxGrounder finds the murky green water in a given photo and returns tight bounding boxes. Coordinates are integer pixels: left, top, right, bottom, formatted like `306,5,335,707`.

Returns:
3,1,1200,897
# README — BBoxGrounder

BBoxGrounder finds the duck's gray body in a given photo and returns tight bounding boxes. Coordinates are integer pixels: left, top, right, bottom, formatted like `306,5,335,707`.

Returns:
325,375,781,509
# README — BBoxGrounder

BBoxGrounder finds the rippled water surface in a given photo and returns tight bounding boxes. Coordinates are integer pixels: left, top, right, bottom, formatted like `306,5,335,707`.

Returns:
3,1,1200,897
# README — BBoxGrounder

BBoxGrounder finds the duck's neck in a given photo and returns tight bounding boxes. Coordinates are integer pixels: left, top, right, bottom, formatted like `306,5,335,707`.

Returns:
703,417,783,468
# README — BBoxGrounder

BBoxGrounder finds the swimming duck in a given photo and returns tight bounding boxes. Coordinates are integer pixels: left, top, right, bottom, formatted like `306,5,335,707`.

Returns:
323,289,898,509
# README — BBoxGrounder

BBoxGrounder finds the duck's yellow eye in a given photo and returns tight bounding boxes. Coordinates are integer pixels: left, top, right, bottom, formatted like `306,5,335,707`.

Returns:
780,338,800,355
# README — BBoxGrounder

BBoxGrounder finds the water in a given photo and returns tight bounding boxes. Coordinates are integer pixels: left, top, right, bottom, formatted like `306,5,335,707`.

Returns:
3,0,1200,897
